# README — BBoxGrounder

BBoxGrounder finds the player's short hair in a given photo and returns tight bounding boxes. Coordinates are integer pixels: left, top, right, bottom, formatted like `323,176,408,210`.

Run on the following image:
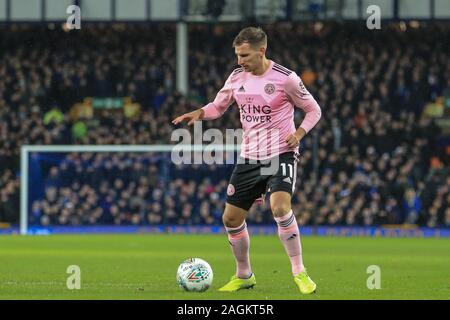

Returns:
232,27,267,49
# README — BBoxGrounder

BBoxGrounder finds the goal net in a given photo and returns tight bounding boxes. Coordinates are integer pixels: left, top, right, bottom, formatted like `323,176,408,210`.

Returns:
20,144,241,235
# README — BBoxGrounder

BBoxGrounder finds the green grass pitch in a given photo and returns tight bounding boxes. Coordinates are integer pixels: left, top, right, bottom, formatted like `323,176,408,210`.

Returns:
0,234,449,299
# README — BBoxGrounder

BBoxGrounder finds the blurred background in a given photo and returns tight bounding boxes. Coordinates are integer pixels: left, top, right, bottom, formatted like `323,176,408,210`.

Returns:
0,0,449,234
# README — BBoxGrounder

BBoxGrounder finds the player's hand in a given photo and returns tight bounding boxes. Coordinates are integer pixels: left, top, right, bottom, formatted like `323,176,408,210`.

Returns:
172,109,204,126
285,132,302,149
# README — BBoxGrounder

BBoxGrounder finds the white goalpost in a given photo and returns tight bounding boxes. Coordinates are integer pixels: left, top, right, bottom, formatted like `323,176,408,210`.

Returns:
20,144,241,235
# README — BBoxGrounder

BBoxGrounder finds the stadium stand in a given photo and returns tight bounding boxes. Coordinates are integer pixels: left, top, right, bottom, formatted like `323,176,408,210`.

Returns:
0,22,449,227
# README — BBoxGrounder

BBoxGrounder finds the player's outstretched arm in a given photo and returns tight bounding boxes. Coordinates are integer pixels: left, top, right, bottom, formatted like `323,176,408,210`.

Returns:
173,71,236,126
172,109,205,126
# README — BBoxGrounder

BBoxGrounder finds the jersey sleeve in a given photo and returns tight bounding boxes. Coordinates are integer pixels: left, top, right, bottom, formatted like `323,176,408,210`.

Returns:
201,73,236,120
284,72,322,134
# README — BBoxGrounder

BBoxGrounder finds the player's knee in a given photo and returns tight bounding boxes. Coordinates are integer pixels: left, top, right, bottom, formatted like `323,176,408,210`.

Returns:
222,214,243,228
271,205,291,218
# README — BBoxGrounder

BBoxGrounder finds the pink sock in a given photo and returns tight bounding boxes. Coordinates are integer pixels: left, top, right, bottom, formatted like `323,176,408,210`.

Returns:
225,221,252,278
274,210,305,276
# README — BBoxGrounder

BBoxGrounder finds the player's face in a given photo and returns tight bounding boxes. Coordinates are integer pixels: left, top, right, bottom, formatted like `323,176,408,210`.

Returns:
235,43,264,73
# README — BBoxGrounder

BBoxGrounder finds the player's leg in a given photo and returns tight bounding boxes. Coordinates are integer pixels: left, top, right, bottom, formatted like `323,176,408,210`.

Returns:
219,162,263,292
270,191,316,294
268,152,316,294
218,202,256,292
270,191,305,274
222,202,252,279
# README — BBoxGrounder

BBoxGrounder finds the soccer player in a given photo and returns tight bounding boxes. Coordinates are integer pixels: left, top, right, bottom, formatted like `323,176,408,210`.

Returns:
172,27,321,294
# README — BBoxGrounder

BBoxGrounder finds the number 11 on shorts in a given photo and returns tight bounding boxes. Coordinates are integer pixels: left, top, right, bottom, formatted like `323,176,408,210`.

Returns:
281,163,293,178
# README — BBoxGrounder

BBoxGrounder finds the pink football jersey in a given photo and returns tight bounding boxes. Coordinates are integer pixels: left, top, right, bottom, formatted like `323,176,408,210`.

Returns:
202,60,322,160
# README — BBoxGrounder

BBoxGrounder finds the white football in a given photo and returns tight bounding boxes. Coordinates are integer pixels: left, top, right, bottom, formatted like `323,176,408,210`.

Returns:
176,258,213,292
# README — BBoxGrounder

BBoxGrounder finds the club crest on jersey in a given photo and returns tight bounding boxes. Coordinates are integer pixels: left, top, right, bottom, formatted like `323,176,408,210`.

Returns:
264,83,275,95
227,184,235,196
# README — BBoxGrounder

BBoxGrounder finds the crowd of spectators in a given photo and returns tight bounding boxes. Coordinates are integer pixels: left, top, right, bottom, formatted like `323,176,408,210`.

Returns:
29,152,234,226
0,22,449,227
